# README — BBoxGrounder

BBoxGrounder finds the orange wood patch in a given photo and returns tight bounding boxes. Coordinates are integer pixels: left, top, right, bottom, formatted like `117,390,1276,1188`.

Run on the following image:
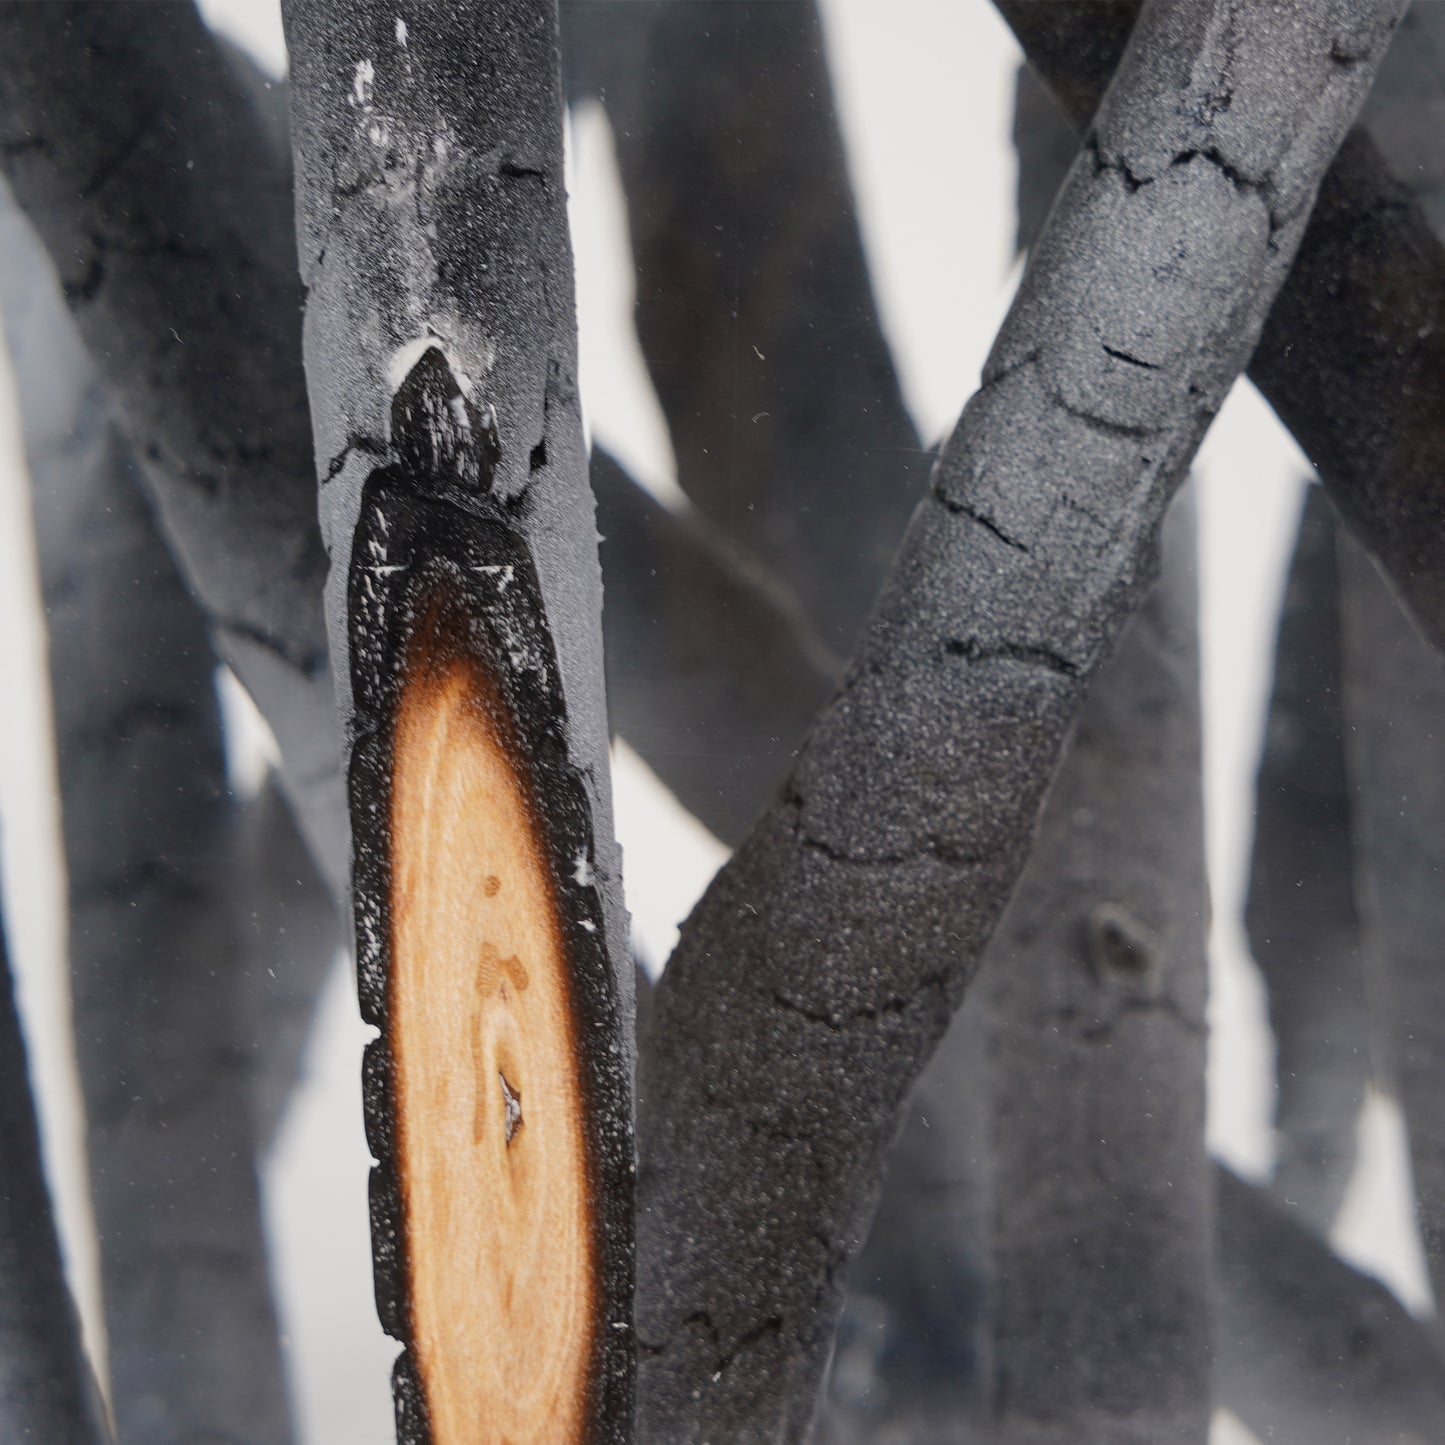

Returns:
391,640,596,1443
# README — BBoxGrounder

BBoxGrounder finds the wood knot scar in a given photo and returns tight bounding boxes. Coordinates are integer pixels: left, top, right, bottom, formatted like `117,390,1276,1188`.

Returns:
476,940,529,1001
1084,902,1161,997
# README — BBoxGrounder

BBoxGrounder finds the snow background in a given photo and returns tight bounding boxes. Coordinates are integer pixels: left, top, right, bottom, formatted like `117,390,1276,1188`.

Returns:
0,3,1428,1442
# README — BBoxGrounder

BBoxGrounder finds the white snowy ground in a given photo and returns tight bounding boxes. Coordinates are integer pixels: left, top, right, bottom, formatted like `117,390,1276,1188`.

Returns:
0,3,1429,1443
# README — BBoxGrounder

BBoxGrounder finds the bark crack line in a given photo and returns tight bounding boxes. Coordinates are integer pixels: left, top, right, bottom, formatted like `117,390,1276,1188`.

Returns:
932,486,1032,552
323,433,388,484
943,635,1080,676
770,969,949,1032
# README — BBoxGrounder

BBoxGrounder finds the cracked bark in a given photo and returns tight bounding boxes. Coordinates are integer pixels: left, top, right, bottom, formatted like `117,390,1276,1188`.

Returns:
561,0,926,658
0,1,346,900
1338,522,1445,1325
1216,1163,1445,1444
999,0,1445,658
283,1,633,1438
0,905,106,1444
1245,484,1368,1234
0,183,295,1445
636,3,1403,1436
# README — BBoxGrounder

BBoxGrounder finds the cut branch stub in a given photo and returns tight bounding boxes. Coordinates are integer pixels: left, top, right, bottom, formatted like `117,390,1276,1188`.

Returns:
351,359,622,1444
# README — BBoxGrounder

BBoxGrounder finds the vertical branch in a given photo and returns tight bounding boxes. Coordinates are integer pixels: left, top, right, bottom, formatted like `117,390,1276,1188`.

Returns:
0,905,105,1443
1245,485,1367,1232
1338,529,1445,1320
282,3,634,1439
638,3,1403,1435
237,777,340,1152
0,186,295,1445
981,495,1210,1444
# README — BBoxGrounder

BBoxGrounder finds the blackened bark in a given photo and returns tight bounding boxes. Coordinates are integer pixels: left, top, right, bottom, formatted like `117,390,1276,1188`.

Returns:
0,187,295,1445
637,4,1403,1436
0,2,346,899
1000,0,1445,658
594,447,837,847
1216,1163,1445,1444
1245,485,1368,1232
1338,525,1445,1323
0,910,105,1444
561,0,926,657
283,2,633,1437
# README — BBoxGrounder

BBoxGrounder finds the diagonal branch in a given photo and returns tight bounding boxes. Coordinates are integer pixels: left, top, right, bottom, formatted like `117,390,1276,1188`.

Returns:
0,903,106,1443
593,448,837,847
0,1,346,900
1216,1163,1445,1443
637,3,1405,1435
999,0,1445,657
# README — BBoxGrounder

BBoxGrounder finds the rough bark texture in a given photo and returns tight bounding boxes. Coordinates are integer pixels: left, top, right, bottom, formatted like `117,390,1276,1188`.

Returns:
0,911,105,1444
593,448,837,847
637,4,1402,1437
1245,485,1368,1232
1338,524,1445,1320
980,495,1210,1445
0,184,295,1445
562,0,926,657
1216,1163,1445,1444
283,1,634,1436
1000,0,1445,657
0,1,346,900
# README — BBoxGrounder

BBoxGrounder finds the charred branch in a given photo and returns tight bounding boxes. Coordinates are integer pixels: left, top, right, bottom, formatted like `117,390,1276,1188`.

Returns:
636,3,1404,1435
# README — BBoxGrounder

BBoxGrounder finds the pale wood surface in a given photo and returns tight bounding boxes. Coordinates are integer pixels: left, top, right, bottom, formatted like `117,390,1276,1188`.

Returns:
392,596,597,1443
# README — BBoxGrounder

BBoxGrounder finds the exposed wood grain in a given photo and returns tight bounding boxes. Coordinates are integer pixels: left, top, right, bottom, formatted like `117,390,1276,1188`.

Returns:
390,590,597,1443
347,460,625,1443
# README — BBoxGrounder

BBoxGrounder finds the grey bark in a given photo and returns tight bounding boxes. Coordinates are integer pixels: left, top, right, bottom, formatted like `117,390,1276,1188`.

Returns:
237,776,340,1152
1245,485,1369,1233
561,0,926,657
1338,525,1445,1320
637,3,1402,1437
1216,1163,1445,1444
0,1,347,901
1360,0,1445,234
979,493,1209,1445
282,1,634,1435
594,447,837,846
1000,0,1445,659
0,186,295,1445
0,908,106,1443
816,1000,993,1445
